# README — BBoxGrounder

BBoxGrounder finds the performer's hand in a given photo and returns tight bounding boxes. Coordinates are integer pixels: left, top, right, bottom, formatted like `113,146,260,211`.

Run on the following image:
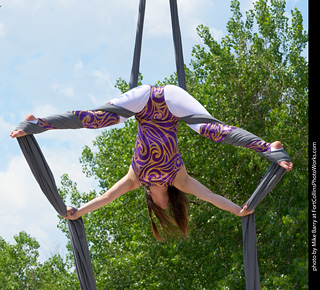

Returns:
238,204,254,217
63,206,80,220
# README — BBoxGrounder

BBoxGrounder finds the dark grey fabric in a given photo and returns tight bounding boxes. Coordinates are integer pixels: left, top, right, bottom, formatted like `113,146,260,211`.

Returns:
180,114,224,125
223,128,261,147
260,149,291,164
17,135,67,216
130,0,186,90
180,115,290,289
92,103,135,118
68,218,97,290
15,115,289,290
17,135,97,290
14,0,289,288
182,116,291,165
222,128,291,164
15,120,47,135
15,112,84,135
45,112,85,129
242,163,287,290
169,0,186,90
129,0,146,90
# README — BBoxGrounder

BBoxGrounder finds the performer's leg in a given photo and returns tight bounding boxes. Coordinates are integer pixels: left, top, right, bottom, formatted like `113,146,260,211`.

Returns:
12,109,124,136
108,85,151,113
164,84,211,117
164,85,291,166
11,85,151,137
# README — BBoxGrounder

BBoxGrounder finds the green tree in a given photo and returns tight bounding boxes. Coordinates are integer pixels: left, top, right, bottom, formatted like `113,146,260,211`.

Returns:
0,232,77,289
0,232,39,289
58,0,308,289
36,254,78,289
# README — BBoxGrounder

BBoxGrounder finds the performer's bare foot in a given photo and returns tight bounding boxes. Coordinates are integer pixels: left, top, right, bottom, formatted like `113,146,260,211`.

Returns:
10,114,37,138
270,141,293,171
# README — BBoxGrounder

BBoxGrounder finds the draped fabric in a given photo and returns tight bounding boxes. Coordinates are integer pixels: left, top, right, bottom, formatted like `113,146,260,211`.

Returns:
17,135,97,290
130,0,186,90
129,0,146,90
241,164,287,290
169,0,186,90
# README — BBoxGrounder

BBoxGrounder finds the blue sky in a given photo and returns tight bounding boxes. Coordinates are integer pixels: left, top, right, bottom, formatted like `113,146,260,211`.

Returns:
0,0,308,261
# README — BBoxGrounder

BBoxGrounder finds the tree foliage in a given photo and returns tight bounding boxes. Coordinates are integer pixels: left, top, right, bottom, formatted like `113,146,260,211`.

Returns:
0,231,77,289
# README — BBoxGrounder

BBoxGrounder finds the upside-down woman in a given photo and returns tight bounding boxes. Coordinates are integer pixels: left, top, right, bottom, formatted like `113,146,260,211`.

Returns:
10,85,292,240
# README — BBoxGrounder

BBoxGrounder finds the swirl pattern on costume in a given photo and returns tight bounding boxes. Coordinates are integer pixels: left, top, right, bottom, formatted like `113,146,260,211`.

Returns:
37,118,57,130
71,110,120,129
200,123,237,142
131,86,183,186
245,140,271,152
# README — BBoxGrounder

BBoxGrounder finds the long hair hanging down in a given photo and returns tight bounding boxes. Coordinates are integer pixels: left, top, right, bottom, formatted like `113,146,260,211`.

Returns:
145,186,189,241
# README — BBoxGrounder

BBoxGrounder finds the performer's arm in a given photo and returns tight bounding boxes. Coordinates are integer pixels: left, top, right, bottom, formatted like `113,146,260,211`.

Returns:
64,166,140,220
174,166,253,217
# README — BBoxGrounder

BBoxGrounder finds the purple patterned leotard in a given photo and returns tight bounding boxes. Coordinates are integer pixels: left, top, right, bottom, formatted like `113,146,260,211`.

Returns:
131,86,183,187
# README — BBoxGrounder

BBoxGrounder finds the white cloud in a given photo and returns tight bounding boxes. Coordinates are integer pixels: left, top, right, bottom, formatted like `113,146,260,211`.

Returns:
245,0,258,10
209,27,224,42
9,0,26,6
141,0,218,41
52,83,76,98
32,104,60,117
0,155,33,209
63,86,75,97
143,0,171,37
0,23,6,37
93,70,112,84
141,0,214,38
74,61,83,72
57,0,77,9
42,142,99,192
89,94,100,107
0,117,14,139
0,153,68,260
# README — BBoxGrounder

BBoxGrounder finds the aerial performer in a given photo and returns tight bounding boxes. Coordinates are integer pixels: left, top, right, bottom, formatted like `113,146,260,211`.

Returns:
10,84,293,241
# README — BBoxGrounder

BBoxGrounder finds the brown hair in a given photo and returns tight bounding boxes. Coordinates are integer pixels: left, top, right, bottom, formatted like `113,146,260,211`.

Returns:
145,186,189,241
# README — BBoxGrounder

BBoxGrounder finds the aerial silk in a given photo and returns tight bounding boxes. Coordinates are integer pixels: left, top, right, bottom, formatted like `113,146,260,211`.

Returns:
17,135,97,290
129,0,186,90
14,0,291,289
241,163,287,290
